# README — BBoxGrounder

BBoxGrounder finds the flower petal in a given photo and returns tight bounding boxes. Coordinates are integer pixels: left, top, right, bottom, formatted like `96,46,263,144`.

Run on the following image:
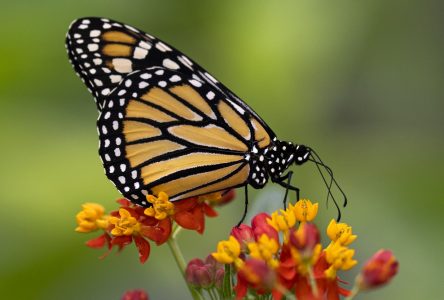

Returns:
134,236,151,264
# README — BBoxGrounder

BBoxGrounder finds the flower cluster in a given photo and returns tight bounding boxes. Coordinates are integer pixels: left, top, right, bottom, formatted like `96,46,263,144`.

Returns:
75,190,235,263
209,199,398,300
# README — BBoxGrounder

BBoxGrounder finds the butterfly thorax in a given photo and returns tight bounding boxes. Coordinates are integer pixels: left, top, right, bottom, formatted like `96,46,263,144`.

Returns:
247,140,300,188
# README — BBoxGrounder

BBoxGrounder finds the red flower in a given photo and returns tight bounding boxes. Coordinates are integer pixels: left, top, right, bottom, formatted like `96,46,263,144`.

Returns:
251,212,279,242
173,197,218,234
235,259,276,299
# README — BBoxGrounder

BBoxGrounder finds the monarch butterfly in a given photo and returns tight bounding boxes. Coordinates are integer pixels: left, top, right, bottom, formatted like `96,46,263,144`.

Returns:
66,17,346,221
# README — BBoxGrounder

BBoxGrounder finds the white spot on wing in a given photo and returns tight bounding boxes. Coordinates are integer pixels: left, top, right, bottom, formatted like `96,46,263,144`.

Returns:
134,47,148,59
163,58,180,70
112,58,133,73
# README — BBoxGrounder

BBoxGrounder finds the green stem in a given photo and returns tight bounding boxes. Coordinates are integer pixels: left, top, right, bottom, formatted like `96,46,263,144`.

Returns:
167,225,203,300
344,284,360,300
307,265,319,297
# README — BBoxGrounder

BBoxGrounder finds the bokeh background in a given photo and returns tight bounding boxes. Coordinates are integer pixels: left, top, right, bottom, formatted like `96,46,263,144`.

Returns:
1,0,443,299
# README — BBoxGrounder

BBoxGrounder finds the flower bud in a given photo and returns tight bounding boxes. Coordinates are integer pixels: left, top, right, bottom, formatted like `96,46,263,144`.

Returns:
214,268,225,289
231,224,255,251
251,213,279,242
186,257,221,289
358,249,398,290
121,289,149,300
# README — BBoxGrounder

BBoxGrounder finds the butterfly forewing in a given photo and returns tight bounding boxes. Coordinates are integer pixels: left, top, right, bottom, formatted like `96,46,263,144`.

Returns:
66,17,275,131
98,67,275,204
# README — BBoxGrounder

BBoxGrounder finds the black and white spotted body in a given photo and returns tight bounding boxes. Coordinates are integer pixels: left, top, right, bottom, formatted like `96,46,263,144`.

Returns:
248,140,310,189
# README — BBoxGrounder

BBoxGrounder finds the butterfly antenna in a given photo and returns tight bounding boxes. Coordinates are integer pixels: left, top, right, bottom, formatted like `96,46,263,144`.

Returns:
307,148,347,221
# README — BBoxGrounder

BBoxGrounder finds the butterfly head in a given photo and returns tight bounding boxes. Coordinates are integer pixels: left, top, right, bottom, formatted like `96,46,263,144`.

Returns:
294,144,311,165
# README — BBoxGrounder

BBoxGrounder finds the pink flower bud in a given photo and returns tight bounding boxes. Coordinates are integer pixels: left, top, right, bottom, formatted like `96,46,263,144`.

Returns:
121,289,149,300
251,213,279,242
231,224,255,250
358,249,399,290
186,257,220,288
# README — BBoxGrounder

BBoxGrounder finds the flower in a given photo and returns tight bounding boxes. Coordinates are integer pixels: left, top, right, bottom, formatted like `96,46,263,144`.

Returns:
324,242,357,279
173,196,218,234
231,224,255,251
357,249,399,290
75,203,108,232
212,236,242,265
144,192,175,220
248,234,280,268
291,199,318,222
289,223,322,273
326,219,357,246
235,259,277,299
121,289,149,300
251,212,279,242
267,208,296,233
109,208,140,236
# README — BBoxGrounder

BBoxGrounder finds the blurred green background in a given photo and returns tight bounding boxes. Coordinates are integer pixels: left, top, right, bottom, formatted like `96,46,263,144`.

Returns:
1,0,443,299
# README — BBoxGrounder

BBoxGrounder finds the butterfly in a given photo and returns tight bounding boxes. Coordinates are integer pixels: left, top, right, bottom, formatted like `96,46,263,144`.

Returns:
65,17,346,221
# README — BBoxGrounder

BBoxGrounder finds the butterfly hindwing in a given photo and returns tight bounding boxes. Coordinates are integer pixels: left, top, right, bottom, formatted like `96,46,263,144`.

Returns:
97,67,275,204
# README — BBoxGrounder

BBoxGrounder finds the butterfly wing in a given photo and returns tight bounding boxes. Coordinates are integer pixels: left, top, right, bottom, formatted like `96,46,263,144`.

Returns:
98,67,276,204
66,17,277,203
66,17,274,133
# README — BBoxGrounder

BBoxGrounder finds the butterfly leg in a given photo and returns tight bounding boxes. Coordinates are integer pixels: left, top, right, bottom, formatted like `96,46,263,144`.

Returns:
236,185,249,227
276,176,300,205
281,171,293,208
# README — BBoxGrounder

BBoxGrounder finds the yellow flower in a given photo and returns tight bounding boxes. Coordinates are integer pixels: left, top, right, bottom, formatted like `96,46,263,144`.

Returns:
291,199,318,222
212,236,242,266
324,242,358,279
326,219,357,246
75,203,108,233
267,208,296,232
144,192,175,220
248,234,279,268
109,208,140,236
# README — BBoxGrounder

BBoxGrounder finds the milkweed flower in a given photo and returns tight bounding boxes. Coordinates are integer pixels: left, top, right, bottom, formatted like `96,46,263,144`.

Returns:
324,241,358,279
230,224,255,251
291,199,318,222
75,190,224,264
75,203,108,232
209,198,398,300
326,219,357,246
251,212,279,242
212,236,242,266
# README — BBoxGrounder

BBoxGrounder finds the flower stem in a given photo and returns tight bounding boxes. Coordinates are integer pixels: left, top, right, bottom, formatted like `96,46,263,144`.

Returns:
307,265,319,297
167,225,203,300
